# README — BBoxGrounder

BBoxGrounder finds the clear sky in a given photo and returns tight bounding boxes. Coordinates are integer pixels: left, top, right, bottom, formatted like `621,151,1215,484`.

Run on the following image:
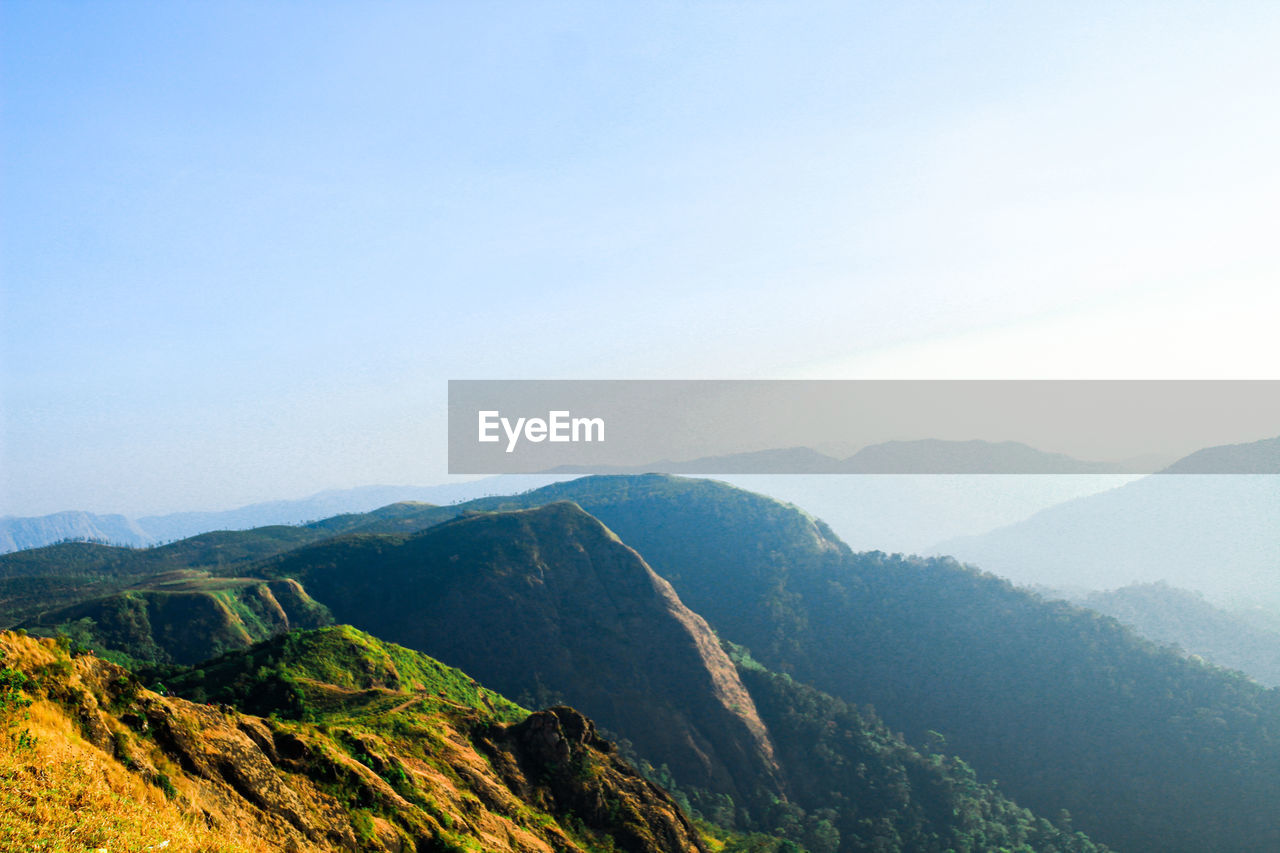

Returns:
3,1,1278,516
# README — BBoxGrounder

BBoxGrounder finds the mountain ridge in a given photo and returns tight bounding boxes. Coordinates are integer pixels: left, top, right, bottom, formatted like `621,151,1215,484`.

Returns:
260,501,785,810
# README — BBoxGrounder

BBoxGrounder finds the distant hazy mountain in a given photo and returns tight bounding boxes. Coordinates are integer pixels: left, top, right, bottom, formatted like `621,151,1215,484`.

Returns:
0,510,153,551
934,438,1280,607
136,474,565,541
841,439,1128,473
548,440,1138,554
548,446,842,474
718,473,1138,553
0,475,565,554
551,439,1130,475
1160,435,1280,473
1060,582,1280,687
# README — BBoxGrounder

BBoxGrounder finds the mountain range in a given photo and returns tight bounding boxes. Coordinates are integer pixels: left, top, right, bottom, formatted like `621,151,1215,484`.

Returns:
5,470,1279,850
935,467,1280,607
548,439,1139,475
9,436,1273,565
0,475,566,553
1056,582,1280,687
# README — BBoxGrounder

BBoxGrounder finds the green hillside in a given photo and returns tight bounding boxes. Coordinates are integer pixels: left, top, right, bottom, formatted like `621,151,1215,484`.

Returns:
726,642,1105,853
19,573,332,667
0,526,339,631
164,624,526,723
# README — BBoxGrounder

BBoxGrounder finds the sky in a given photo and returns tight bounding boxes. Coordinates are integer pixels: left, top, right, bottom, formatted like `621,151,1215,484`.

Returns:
3,1,1279,516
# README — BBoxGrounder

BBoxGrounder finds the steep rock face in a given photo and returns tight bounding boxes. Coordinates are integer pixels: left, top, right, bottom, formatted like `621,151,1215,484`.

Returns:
481,706,706,853
0,630,709,853
268,502,782,805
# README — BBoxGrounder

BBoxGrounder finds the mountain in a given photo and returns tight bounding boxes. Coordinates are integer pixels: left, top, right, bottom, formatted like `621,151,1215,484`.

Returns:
840,439,1127,473
0,512,456,631
447,474,1280,853
547,439,1129,475
259,502,784,812
1060,582,1280,687
2,497,1113,851
548,447,845,474
0,475,567,555
135,475,566,543
933,470,1280,606
8,472,1277,849
18,573,332,667
0,510,154,551
0,527,338,631
716,473,1137,554
0,627,707,852
1159,435,1280,473
720,642,1107,853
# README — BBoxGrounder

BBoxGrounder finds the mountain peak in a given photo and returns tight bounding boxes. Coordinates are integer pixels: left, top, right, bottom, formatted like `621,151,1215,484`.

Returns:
266,501,784,803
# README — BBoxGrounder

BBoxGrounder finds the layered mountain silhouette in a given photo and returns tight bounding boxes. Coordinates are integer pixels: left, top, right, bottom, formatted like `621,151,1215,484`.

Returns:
935,462,1280,605
0,475,565,554
1159,435,1280,473
0,510,154,551
548,438,1131,475
1060,582,1280,687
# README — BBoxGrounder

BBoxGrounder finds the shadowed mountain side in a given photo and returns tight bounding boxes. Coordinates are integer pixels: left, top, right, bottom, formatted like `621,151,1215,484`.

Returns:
261,502,782,807
444,474,1280,853
725,642,1110,852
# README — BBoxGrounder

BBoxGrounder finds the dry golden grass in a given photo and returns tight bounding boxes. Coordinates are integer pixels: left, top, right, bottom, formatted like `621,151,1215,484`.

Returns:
0,693,271,853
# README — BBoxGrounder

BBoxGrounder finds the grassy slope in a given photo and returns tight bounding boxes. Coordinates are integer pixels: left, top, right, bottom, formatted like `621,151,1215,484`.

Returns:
2,627,709,853
19,574,333,668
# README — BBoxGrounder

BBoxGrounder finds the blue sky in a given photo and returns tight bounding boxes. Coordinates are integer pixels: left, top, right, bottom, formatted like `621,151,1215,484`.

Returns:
3,1,1278,515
